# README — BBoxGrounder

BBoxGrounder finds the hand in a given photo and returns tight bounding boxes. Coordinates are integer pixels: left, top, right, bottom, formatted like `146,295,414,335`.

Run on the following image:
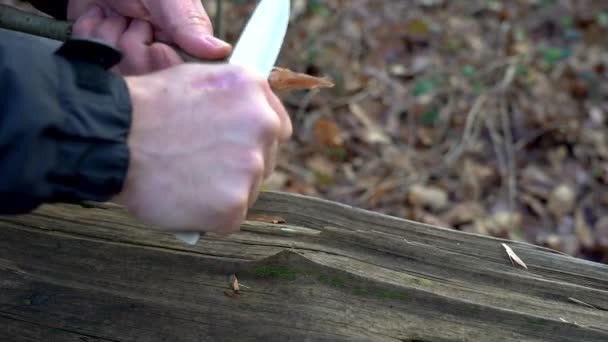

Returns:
67,0,231,60
114,64,292,235
72,6,182,75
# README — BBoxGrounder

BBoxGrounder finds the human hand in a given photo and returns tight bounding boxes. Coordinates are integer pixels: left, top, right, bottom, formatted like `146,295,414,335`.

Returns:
114,63,292,235
67,0,231,60
71,6,182,75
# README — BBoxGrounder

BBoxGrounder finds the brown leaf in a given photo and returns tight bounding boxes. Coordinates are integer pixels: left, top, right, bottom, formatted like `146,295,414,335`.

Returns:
269,67,334,91
246,214,286,224
407,184,448,211
575,209,594,249
349,103,391,144
443,202,486,226
313,118,344,148
547,184,576,219
595,217,608,249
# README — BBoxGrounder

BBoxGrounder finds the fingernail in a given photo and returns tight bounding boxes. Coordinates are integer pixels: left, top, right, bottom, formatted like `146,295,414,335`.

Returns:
205,35,231,50
81,5,103,18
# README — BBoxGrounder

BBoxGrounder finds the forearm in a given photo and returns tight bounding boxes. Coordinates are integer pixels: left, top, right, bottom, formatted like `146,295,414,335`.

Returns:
0,28,131,213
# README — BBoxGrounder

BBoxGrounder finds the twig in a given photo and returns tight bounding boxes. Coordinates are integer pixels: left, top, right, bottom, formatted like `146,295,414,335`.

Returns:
485,106,509,196
0,4,71,41
443,93,487,166
213,0,224,41
497,64,517,212
500,92,517,212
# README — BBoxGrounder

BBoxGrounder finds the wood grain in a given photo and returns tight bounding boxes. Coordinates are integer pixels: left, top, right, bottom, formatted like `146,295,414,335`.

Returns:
1,191,607,341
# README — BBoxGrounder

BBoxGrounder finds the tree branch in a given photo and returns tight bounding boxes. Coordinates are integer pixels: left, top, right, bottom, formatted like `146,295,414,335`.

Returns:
214,0,224,41
0,4,71,41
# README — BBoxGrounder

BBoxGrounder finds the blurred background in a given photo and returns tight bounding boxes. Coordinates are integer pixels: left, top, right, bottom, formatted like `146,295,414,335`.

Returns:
5,0,608,263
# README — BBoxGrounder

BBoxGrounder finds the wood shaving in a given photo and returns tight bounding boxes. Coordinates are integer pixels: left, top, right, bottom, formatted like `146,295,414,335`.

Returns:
502,243,528,270
269,67,334,91
246,214,286,224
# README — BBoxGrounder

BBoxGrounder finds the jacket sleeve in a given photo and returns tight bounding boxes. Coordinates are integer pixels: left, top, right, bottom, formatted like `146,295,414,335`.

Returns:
28,0,68,20
0,28,132,214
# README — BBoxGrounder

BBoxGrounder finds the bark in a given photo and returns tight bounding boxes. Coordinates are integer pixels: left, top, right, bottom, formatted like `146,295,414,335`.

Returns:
0,191,607,341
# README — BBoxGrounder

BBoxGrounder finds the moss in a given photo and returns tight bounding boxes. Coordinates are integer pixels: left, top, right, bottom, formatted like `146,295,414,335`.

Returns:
253,265,297,280
416,278,433,287
318,274,346,288
380,290,409,301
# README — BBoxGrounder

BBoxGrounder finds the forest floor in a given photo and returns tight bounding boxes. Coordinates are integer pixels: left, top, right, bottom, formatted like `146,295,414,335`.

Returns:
225,0,608,264
5,0,608,263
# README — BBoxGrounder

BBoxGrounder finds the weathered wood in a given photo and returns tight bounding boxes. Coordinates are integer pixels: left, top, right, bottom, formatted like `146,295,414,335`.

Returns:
1,191,607,341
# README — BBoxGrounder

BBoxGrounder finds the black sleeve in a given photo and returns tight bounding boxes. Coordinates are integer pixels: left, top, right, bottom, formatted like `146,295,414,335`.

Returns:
28,0,69,20
0,28,132,214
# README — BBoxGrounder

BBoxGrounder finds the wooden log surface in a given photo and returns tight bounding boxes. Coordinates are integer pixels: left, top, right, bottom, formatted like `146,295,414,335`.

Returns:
0,191,607,341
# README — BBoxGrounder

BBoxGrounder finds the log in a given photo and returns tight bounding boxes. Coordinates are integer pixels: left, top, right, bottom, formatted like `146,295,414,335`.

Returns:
0,191,607,341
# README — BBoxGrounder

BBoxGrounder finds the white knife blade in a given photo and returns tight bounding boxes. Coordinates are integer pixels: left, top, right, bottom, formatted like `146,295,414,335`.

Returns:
175,0,291,245
229,0,291,78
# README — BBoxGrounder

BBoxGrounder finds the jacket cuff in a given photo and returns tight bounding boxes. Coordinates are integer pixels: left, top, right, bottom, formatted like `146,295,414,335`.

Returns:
29,0,69,20
49,38,131,203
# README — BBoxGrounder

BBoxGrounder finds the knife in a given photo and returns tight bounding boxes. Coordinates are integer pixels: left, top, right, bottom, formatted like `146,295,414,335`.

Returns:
174,0,291,245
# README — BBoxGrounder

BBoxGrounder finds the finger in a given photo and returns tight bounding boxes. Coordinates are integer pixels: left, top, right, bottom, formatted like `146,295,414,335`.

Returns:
71,5,104,38
149,43,184,71
150,0,231,59
117,19,153,74
263,83,293,142
92,15,129,47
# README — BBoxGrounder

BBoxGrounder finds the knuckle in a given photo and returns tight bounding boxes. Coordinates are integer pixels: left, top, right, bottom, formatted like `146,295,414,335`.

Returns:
232,65,265,84
218,192,248,221
245,106,280,135
204,190,246,233
169,11,213,35
262,111,281,137
241,149,265,178
72,18,97,36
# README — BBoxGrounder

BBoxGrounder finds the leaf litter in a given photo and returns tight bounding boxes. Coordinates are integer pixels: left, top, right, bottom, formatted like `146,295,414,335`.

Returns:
233,0,608,264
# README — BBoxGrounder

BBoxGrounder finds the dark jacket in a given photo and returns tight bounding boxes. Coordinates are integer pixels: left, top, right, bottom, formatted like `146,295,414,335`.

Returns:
0,2,131,214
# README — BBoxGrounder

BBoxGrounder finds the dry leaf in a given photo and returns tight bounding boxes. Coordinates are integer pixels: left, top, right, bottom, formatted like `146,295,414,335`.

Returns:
574,209,594,249
230,274,240,293
306,154,336,173
349,103,391,144
408,184,448,211
246,214,286,224
313,117,344,148
595,217,608,249
502,243,528,270
224,290,238,298
269,67,334,91
547,184,576,219
443,202,485,226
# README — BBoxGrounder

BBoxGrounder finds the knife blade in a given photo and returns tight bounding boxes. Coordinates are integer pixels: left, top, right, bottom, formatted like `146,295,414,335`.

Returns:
174,0,291,245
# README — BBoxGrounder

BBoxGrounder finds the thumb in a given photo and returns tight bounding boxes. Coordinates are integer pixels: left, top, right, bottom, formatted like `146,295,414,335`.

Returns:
151,0,231,60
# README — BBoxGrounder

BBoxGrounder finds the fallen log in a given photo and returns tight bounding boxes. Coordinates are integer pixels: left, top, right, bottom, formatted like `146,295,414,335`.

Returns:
1,191,607,341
